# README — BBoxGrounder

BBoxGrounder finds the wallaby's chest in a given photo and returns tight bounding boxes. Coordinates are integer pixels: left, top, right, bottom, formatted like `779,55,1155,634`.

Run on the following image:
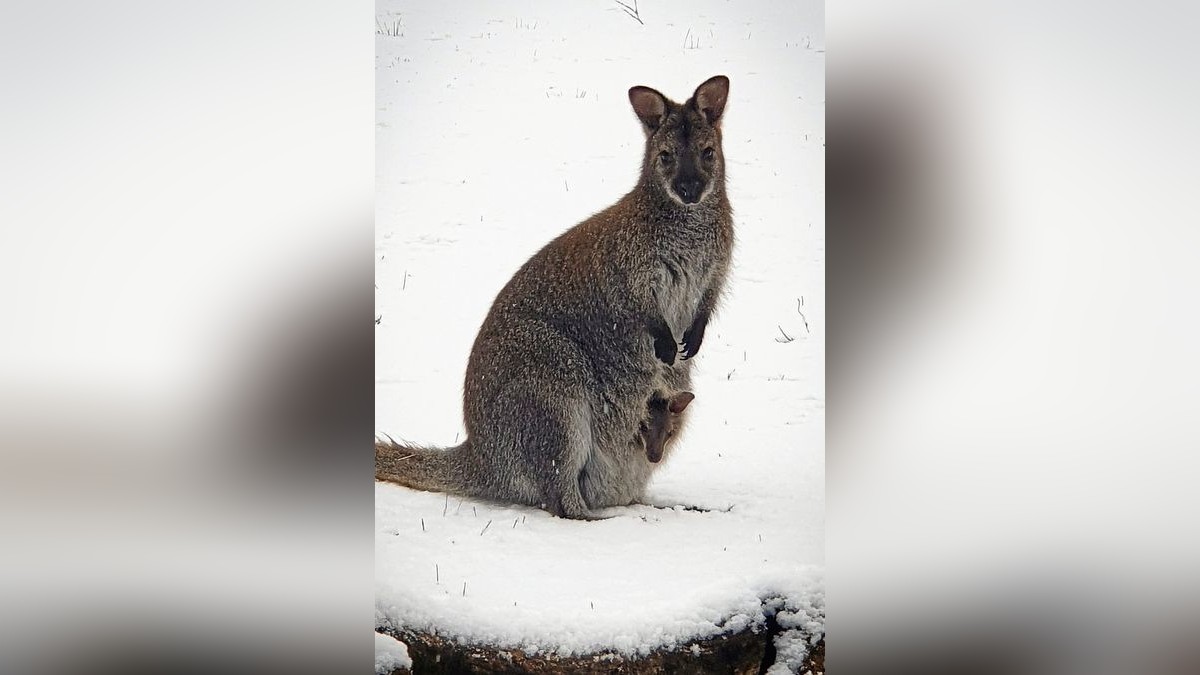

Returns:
653,238,721,337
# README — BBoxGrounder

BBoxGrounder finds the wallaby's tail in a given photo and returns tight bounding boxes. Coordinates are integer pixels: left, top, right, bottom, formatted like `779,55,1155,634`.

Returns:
375,436,475,496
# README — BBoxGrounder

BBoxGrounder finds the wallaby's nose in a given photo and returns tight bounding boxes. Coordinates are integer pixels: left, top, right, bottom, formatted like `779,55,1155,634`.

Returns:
673,179,704,204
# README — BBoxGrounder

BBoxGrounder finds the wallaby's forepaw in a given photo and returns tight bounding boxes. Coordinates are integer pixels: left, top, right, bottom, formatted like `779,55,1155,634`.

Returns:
653,334,678,365
680,312,709,360
680,329,703,359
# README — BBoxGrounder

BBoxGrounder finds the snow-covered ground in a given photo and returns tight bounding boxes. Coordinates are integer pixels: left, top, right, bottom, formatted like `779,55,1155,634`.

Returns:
375,631,412,674
375,0,823,669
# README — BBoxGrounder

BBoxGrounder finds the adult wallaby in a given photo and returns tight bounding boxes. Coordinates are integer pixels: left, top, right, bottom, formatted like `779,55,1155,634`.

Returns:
638,391,695,464
376,75,734,519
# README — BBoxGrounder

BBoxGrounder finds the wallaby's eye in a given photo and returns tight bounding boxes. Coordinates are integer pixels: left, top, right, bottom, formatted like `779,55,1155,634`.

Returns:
658,151,673,165
702,147,715,161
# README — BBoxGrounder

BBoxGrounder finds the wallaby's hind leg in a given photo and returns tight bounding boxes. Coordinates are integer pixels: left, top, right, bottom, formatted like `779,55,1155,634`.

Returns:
543,398,597,520
493,383,597,519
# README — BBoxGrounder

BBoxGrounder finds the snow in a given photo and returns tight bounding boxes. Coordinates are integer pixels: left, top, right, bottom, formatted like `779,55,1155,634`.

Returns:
375,0,823,667
375,631,412,674
768,600,826,674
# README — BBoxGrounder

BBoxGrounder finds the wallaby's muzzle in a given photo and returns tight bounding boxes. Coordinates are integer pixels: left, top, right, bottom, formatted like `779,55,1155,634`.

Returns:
673,177,706,204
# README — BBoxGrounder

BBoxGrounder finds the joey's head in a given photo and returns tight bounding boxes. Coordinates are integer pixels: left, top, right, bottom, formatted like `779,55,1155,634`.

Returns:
639,391,696,463
629,76,730,207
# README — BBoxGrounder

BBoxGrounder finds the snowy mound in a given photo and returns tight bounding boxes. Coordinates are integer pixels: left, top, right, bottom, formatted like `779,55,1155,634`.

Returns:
375,632,412,674
374,397,823,658
375,0,823,667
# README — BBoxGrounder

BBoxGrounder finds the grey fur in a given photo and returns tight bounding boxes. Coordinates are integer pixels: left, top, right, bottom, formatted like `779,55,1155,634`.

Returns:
376,76,734,518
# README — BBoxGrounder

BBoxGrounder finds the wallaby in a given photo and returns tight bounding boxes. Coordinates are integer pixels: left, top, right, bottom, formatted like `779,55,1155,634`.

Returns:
376,75,734,519
639,391,695,464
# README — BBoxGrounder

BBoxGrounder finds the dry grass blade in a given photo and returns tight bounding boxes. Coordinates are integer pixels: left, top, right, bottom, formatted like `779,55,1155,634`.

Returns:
614,0,643,25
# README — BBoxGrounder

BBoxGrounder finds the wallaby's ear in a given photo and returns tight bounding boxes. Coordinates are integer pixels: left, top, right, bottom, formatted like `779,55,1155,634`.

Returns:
693,75,729,125
629,86,667,132
668,391,695,414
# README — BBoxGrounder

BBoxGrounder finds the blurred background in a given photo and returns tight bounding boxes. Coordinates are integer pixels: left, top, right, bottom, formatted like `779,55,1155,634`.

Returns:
0,1,373,673
830,1,1200,672
2,1,1199,673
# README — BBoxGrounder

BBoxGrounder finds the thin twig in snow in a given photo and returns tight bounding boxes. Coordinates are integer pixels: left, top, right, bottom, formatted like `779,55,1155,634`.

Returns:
796,298,811,333
480,520,492,536
614,0,643,25
775,325,795,343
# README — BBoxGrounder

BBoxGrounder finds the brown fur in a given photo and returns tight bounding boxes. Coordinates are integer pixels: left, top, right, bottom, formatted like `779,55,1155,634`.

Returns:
639,391,695,463
377,76,734,518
